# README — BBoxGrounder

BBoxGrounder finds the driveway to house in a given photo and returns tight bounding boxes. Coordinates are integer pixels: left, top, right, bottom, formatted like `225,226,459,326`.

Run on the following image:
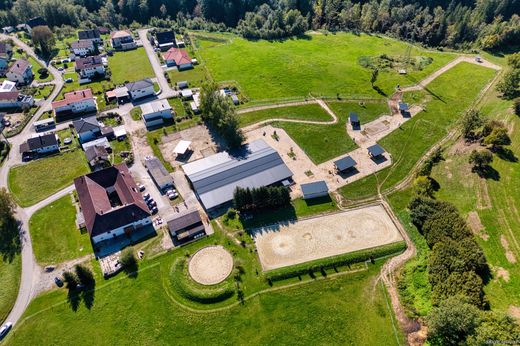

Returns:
137,29,175,99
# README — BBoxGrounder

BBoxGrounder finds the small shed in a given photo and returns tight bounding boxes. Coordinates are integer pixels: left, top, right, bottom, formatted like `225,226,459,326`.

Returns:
177,81,188,89
113,125,127,140
334,156,357,172
301,181,329,200
181,89,193,100
174,140,191,156
190,101,200,114
349,112,360,127
398,102,409,114
367,144,385,158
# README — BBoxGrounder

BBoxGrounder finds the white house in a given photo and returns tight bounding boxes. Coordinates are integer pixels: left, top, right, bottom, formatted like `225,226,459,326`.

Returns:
75,55,105,79
125,79,155,100
73,116,101,144
140,99,173,128
74,164,152,244
71,39,96,57
110,30,136,50
0,80,34,109
52,89,97,120
6,59,33,85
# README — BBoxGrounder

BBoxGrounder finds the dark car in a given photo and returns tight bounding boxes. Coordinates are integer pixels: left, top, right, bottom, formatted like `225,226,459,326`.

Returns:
147,200,157,208
54,276,64,287
0,322,13,340
151,207,158,215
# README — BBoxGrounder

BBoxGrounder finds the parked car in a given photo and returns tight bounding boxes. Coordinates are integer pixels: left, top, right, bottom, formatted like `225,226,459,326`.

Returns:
44,265,55,272
137,183,145,192
143,193,151,201
138,250,144,259
54,276,63,287
151,207,158,215
2,120,10,127
0,322,13,340
57,67,64,71
167,191,178,200
148,200,157,208
65,78,74,83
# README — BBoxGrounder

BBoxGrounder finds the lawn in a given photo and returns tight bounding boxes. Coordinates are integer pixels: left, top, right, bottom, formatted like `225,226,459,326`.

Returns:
59,72,115,111
327,100,389,124
273,101,389,164
340,62,497,200
6,244,402,345
8,150,90,207
238,103,333,127
168,67,207,88
108,48,154,85
29,195,91,265
110,137,132,165
196,32,455,102
167,97,187,117
0,255,21,323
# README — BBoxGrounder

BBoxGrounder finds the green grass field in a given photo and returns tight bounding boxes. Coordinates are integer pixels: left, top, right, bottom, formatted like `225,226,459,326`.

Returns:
168,67,207,88
8,151,90,207
340,62,497,200
327,100,389,124
196,32,455,102
29,195,91,265
273,101,389,163
0,255,21,323
109,48,154,84
238,103,333,127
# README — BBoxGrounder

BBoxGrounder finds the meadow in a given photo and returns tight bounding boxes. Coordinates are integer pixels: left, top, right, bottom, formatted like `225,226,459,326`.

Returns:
0,255,21,323
108,48,154,84
196,32,455,102
238,103,333,127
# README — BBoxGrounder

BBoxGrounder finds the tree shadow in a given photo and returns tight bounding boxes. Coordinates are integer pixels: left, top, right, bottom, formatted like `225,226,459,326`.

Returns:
372,86,387,97
0,217,22,263
82,286,96,310
472,165,500,181
67,289,80,312
123,260,139,279
493,147,518,162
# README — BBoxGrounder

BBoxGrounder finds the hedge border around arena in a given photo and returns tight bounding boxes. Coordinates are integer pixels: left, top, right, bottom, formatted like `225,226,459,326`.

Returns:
169,258,236,304
264,241,407,282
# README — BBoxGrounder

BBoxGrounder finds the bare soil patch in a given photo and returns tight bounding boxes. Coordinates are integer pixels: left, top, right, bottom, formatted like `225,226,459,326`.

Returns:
500,235,517,264
476,178,492,210
466,211,489,241
493,266,510,283
509,306,520,321
188,246,233,285
447,138,481,156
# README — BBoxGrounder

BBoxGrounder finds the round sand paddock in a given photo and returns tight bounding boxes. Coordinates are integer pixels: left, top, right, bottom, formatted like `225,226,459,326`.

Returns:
188,246,233,285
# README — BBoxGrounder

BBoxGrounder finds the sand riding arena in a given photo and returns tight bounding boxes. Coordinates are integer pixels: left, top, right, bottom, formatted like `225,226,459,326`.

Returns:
253,204,403,271
188,246,234,285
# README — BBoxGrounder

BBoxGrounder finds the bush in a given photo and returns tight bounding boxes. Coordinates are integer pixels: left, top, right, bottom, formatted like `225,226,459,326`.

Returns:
120,246,138,275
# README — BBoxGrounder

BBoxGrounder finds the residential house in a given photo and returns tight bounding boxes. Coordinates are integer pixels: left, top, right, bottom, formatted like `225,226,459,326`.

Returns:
73,116,101,144
155,30,175,51
52,89,97,120
2,26,14,34
71,39,96,57
163,48,192,70
74,164,152,244
110,30,136,51
20,133,59,156
75,55,105,79
140,99,173,128
82,136,110,151
78,29,102,44
125,79,154,100
85,145,109,169
0,80,34,109
0,42,13,75
97,27,110,35
167,209,207,245
6,59,33,85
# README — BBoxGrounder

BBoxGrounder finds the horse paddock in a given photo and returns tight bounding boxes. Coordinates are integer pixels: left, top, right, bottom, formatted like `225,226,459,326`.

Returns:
188,246,234,285
252,204,403,271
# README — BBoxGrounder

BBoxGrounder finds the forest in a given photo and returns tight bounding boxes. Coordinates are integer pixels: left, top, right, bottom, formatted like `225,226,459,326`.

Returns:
0,0,518,50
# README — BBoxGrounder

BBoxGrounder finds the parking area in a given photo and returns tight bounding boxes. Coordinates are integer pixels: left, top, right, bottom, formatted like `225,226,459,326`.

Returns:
252,204,403,271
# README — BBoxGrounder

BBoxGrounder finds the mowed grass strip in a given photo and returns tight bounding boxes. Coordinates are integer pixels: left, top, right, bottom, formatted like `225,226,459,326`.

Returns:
340,62,497,200
7,259,401,345
274,101,389,164
8,151,90,207
238,103,333,127
109,48,154,84
0,255,21,323
197,32,455,101
29,195,91,265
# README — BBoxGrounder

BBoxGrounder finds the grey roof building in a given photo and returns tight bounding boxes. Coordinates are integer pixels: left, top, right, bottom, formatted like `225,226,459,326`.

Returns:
145,157,174,191
182,139,293,211
301,181,329,200
167,209,206,245
334,156,357,172
368,144,385,158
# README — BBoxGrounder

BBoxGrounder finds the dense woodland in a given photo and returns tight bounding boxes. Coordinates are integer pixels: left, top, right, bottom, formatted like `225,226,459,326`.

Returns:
0,0,518,50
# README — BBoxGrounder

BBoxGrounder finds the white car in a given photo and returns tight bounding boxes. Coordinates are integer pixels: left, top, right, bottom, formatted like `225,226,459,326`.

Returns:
0,322,13,340
137,183,145,192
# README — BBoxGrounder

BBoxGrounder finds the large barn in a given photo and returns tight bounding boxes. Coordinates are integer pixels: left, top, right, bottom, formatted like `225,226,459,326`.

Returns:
182,139,293,212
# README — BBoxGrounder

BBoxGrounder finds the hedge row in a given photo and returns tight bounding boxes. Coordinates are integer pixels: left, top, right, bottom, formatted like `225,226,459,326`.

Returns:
265,241,407,282
169,259,235,304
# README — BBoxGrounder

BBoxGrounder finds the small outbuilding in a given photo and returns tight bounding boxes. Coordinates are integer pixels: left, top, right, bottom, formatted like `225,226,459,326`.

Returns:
349,112,360,128
167,209,206,245
113,125,127,140
398,102,409,114
367,144,385,158
334,156,357,173
231,94,239,105
145,157,174,191
181,89,193,100
174,140,191,157
177,81,188,89
301,181,329,200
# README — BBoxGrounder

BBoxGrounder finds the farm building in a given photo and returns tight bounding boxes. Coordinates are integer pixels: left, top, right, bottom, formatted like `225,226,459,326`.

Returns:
145,157,174,191
334,156,357,173
301,181,329,200
182,139,293,212
398,102,409,115
167,209,207,245
349,112,360,128
368,144,385,158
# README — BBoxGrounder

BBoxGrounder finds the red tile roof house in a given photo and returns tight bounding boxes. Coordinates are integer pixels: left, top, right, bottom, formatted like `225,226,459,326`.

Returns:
6,59,33,85
163,48,193,70
52,89,97,121
74,164,152,244
75,55,105,79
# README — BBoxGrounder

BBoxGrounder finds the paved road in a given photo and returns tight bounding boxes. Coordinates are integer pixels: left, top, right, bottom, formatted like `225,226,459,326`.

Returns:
137,29,175,99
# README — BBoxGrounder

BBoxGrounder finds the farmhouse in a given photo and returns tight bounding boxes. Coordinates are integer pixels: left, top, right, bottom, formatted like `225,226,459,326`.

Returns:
78,29,102,44
6,59,33,85
125,79,154,100
75,55,105,78
301,180,329,200
167,209,207,245
334,155,357,173
367,144,385,158
71,39,96,57
140,99,173,128
163,48,192,70
52,89,97,120
74,164,152,244
19,133,59,156
182,139,293,212
0,80,34,109
145,157,174,191
0,42,13,74
73,116,101,144
110,30,136,50
155,30,175,51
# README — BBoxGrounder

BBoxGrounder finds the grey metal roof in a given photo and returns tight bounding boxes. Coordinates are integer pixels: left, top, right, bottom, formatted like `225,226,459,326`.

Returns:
145,157,173,188
349,112,359,123
73,116,100,134
398,102,409,111
334,156,357,171
301,181,328,197
27,134,57,150
368,144,385,157
182,139,293,210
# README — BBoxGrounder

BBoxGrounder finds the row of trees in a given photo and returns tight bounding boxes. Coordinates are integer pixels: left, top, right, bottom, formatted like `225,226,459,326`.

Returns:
233,186,291,211
200,81,244,149
0,0,517,50
0,188,20,263
497,52,520,100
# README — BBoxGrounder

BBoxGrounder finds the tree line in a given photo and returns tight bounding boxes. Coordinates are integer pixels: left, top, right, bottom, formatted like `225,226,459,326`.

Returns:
233,186,291,211
0,0,518,50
